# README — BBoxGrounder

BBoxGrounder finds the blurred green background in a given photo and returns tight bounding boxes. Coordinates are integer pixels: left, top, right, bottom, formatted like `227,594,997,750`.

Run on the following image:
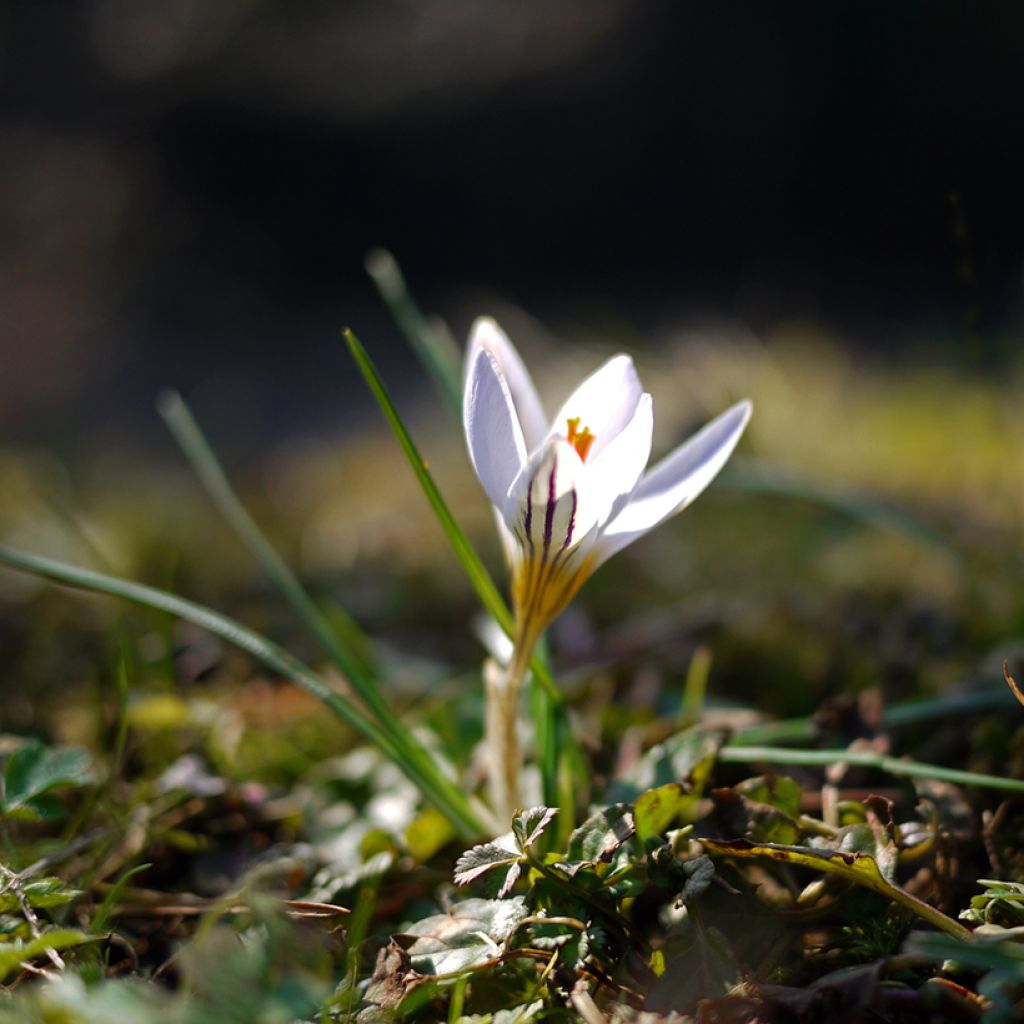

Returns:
2,1,1024,757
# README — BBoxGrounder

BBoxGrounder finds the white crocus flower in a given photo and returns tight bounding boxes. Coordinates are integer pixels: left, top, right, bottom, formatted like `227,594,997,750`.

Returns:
465,317,751,645
463,316,752,826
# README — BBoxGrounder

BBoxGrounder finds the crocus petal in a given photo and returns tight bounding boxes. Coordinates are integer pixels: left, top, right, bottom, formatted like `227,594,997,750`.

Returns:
464,348,528,514
594,400,752,564
548,354,642,459
586,392,654,528
466,318,549,451
504,438,599,555
504,438,603,637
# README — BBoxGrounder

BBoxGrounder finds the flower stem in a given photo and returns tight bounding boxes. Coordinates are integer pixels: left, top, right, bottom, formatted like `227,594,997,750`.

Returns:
484,630,539,828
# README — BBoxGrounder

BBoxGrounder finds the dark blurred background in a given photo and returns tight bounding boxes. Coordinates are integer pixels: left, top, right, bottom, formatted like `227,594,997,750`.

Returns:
2,1,1022,452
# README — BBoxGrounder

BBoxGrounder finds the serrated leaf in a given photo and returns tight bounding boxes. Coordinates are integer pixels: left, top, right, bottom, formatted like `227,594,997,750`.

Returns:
0,928,91,981
454,837,522,898
566,804,636,865
0,878,81,914
702,838,969,938
511,806,558,851
403,897,529,976
1,741,92,818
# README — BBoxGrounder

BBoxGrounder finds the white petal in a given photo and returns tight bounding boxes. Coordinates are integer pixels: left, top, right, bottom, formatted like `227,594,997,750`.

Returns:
548,354,642,460
586,392,654,528
594,400,752,564
463,348,528,513
491,506,519,568
466,318,548,450
504,438,601,556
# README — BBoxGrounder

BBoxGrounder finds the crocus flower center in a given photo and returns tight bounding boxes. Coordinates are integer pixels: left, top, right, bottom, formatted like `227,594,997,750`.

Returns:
565,417,596,462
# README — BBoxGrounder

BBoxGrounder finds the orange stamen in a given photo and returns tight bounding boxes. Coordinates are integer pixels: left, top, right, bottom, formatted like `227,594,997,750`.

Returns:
566,417,596,462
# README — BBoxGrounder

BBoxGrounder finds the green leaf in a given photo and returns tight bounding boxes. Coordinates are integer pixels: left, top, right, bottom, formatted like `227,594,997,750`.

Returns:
611,726,726,800
0,544,483,839
634,783,693,842
454,838,522,898
908,930,1024,967
721,775,805,845
403,897,529,976
702,838,970,938
734,775,802,818
961,879,1024,927
566,804,636,865
1,740,92,819
0,928,91,982
0,878,81,914
511,806,558,851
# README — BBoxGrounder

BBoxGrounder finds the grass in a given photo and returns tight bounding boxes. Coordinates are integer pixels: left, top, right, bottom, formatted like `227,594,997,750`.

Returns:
2,317,1024,1020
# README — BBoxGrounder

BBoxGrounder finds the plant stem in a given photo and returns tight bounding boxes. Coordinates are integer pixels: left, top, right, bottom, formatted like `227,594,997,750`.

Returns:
484,634,537,829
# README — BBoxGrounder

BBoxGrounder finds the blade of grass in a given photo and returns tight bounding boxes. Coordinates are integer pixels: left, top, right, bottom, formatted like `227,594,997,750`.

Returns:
719,743,1024,793
347,298,572,822
681,645,712,725
529,644,558,812
90,862,150,935
731,686,1020,746
156,392,437,775
364,248,463,416
0,545,483,838
159,391,480,835
343,327,561,705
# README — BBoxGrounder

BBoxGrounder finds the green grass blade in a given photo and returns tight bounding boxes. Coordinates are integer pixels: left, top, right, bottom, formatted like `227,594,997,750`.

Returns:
681,645,712,725
731,686,1018,746
158,393,392,733
362,246,577,814
0,545,483,838
364,248,463,416
365,254,567,809
156,391,479,833
343,328,561,704
530,652,558,809
90,862,150,935
720,743,1024,793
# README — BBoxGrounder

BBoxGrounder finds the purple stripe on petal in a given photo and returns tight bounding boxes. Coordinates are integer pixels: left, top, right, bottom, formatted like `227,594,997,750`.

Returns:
542,451,558,554
563,488,578,550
